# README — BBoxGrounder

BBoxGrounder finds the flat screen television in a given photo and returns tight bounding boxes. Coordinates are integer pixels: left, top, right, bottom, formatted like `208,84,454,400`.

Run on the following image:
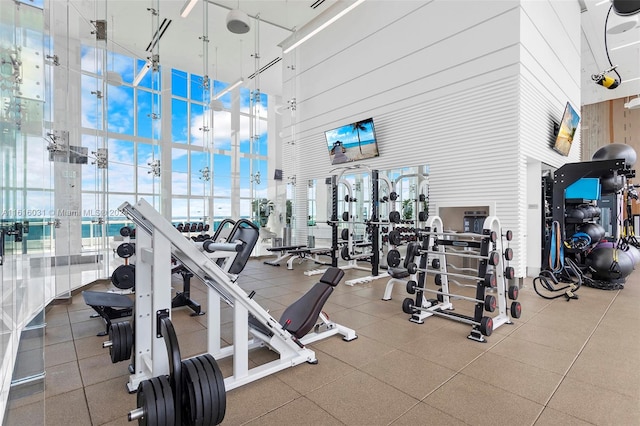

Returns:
553,102,580,156
325,117,379,165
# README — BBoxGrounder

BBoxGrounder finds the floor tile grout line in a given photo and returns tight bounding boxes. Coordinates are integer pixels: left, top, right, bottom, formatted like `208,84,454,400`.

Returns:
529,289,621,426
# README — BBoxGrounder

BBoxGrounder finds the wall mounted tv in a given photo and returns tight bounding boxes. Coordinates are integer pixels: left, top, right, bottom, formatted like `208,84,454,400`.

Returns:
553,102,580,156
325,117,379,165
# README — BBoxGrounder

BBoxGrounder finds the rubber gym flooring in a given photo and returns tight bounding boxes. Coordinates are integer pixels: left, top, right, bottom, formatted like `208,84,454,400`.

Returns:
5,258,640,425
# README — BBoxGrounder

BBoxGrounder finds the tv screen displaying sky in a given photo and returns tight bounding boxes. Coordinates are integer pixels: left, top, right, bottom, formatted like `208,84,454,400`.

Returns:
553,102,580,156
325,117,379,165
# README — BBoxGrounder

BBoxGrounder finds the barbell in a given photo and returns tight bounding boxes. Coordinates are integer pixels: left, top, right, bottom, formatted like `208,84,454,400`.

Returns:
406,280,497,312
407,262,496,288
401,298,494,336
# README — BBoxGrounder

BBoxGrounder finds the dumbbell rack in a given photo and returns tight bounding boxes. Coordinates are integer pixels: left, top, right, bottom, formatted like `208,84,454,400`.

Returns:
403,216,518,342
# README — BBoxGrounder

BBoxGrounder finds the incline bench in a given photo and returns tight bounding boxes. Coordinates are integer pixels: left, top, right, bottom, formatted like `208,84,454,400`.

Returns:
285,247,333,270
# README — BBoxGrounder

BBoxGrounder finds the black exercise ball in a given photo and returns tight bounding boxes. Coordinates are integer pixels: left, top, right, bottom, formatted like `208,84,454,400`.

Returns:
566,209,585,220
592,143,637,167
600,174,625,194
587,247,634,282
579,222,605,244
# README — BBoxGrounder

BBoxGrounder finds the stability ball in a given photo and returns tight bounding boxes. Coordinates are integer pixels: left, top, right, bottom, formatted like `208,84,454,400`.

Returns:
587,247,634,282
579,222,605,245
592,143,637,167
622,244,640,265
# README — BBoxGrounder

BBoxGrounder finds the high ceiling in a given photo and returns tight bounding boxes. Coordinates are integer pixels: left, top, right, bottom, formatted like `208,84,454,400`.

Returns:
581,0,640,105
67,0,337,97
65,0,639,104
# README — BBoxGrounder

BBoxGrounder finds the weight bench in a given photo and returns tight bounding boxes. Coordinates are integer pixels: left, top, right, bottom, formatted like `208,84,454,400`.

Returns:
82,290,134,336
263,244,306,267
286,247,333,270
382,242,418,300
84,218,258,334
249,267,346,341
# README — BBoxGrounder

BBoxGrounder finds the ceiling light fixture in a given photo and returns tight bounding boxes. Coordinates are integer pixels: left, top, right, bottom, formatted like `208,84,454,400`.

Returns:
610,39,640,50
283,0,366,54
133,58,152,86
180,0,199,18
213,78,244,100
227,9,251,34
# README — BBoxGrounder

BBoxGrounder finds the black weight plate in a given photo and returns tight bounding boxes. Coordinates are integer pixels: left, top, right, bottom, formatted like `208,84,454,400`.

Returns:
389,191,398,201
182,358,204,425
505,266,515,280
504,247,514,261
489,231,497,243
157,375,175,426
435,274,443,286
388,230,402,246
341,228,349,241
407,262,418,274
402,298,414,314
137,379,157,426
342,211,350,222
116,322,126,363
419,194,426,202
406,280,416,295
504,230,513,241
120,226,132,237
431,259,440,269
389,211,401,223
194,356,216,425
116,242,135,259
437,292,444,303
340,246,350,260
112,264,136,290
122,321,133,361
510,301,522,319
181,359,202,425
108,322,120,363
479,316,493,336
387,249,401,267
418,211,428,222
508,284,519,300
201,354,226,425
484,295,496,312
488,251,499,266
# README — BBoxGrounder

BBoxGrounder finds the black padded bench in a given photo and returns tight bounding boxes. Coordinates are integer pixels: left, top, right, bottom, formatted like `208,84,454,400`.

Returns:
285,247,333,270
263,245,306,267
249,267,344,339
82,290,134,336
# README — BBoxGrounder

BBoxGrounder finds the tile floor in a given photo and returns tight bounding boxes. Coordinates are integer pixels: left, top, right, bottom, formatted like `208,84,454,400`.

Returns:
5,257,640,425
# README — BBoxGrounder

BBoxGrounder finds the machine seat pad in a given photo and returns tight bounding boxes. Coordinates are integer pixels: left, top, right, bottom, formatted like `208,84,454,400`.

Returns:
387,267,410,279
82,290,133,308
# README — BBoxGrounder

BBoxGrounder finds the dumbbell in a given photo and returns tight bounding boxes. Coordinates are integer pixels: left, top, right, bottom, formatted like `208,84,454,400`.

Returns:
402,297,494,336
406,280,497,312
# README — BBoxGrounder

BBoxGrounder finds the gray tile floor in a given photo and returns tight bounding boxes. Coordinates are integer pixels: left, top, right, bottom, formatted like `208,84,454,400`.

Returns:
5,257,640,425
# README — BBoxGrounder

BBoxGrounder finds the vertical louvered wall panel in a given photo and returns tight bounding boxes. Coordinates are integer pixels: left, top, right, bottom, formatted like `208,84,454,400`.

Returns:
280,0,580,277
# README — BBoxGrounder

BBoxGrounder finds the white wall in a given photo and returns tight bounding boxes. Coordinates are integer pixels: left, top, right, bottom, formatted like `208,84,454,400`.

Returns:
281,0,582,277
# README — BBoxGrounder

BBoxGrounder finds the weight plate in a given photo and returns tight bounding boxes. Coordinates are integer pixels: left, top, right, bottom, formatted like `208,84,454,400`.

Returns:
504,230,513,241
508,284,519,300
435,274,443,286
155,375,175,426
479,316,493,336
505,266,515,280
407,262,418,274
437,292,444,303
112,264,136,290
122,321,133,362
387,249,401,267
137,379,157,426
201,354,227,425
418,211,428,222
419,194,426,202
389,211,401,223
504,247,514,261
340,246,350,261
108,322,120,363
389,191,398,201
341,228,349,241
388,230,402,246
510,301,522,319
488,251,499,266
120,226,132,237
484,272,496,288
116,242,135,259
489,231,497,243
182,359,204,425
431,259,440,269
484,295,496,312
342,212,350,222
402,298,415,314
195,355,217,425
406,280,416,295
